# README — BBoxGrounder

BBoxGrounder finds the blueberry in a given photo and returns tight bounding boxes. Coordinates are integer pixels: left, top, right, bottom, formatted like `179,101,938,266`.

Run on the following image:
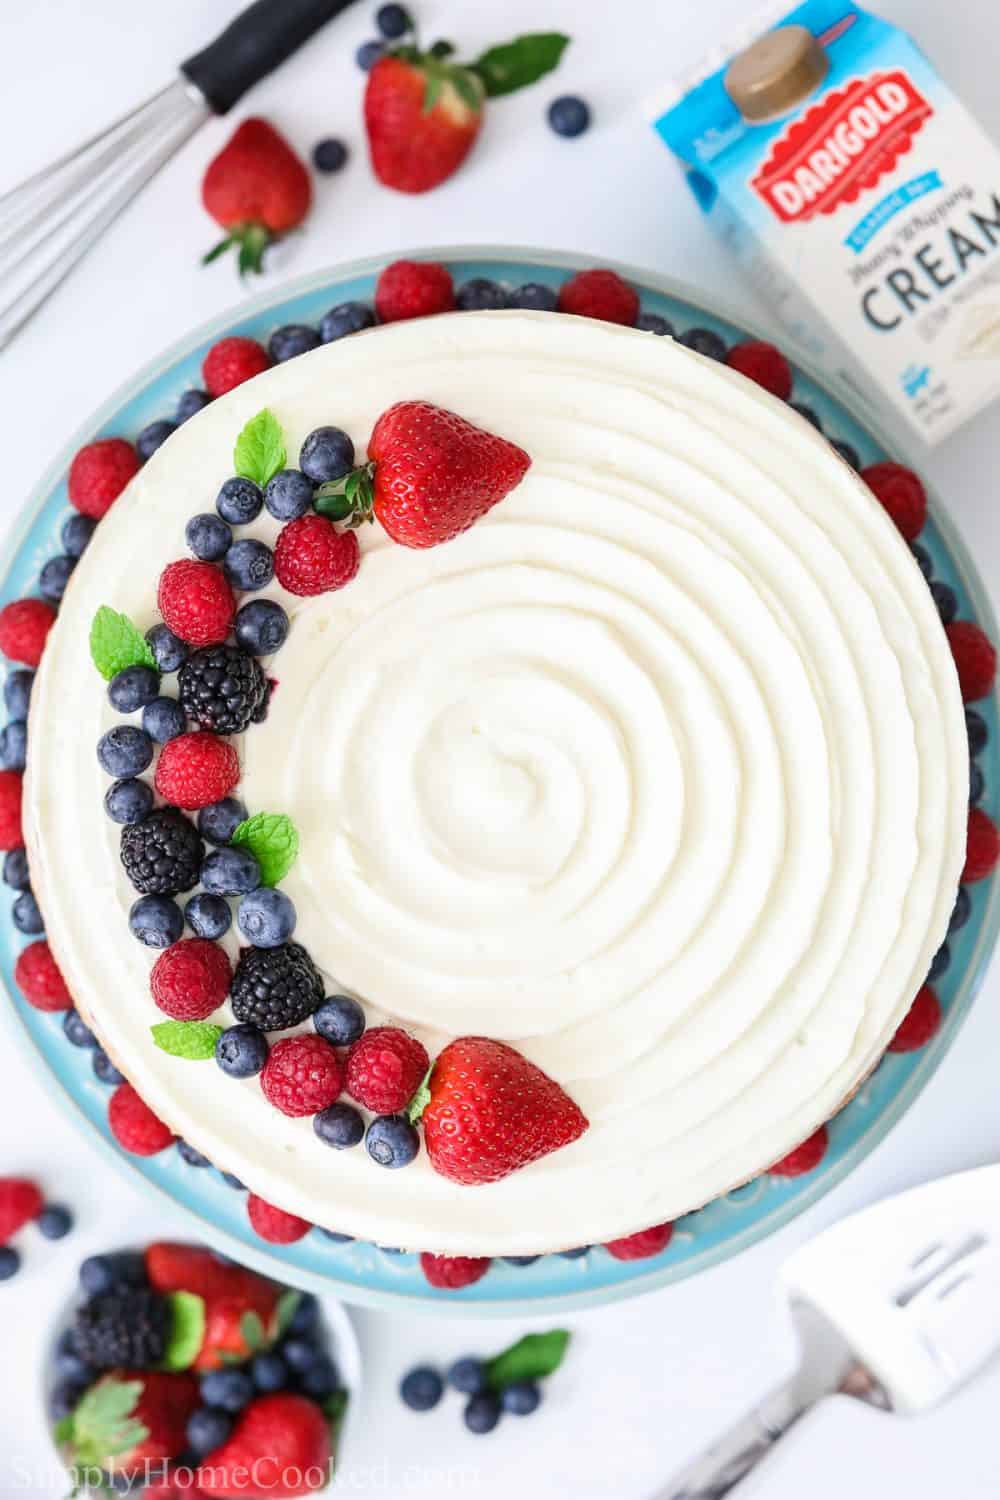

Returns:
365,1114,420,1168
314,994,366,1046
789,401,822,431
177,388,212,424
0,1244,21,1280
56,1348,93,1385
286,1291,319,1336
137,419,176,461
282,1337,321,1372
108,665,160,714
501,1380,541,1415
177,1139,211,1167
320,301,376,342
264,469,314,522
104,777,154,825
224,538,274,592
198,796,247,846
911,543,933,580
222,1172,247,1190
312,138,349,173
186,891,232,941
928,941,950,983
464,1392,501,1433
216,476,264,526
129,893,184,948
269,324,321,363
557,1245,590,1258
456,278,509,311
447,1357,487,1395
50,1378,85,1419
186,512,233,562
509,282,558,312
376,3,411,37
400,1365,443,1411
235,599,289,656
146,623,189,673
80,1251,146,1296
216,1023,269,1078
949,885,971,933
0,720,27,770
300,1355,339,1399
252,1351,290,1392
201,845,261,896
547,94,591,137
38,1204,73,1240
831,438,861,470
187,1407,233,1455
970,762,985,805
636,312,674,335
3,847,29,889
92,1049,126,1086
238,887,296,946
97,724,152,777
63,1008,97,1048
501,1255,541,1266
13,890,44,934
677,326,727,361
143,695,187,743
4,669,33,718
378,1245,404,1255
356,38,384,70
201,1369,254,1412
314,1102,365,1149
300,426,355,484
39,554,76,602
967,708,988,756
931,581,958,623
62,514,96,558
319,1229,353,1243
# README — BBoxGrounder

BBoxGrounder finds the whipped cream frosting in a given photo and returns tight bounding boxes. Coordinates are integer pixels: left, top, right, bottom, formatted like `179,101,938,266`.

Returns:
25,311,968,1254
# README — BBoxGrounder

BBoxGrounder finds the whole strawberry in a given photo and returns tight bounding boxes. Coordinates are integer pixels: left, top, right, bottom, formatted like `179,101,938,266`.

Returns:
416,1036,588,1185
59,1370,199,1480
202,118,312,275
0,1178,43,1242
195,1393,332,1496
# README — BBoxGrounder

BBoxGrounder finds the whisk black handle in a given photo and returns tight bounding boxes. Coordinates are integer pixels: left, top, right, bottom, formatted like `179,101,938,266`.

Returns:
181,0,357,114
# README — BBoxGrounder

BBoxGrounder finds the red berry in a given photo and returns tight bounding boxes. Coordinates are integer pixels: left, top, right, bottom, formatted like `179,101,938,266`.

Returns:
0,598,56,667
770,1124,829,1177
604,1222,674,1261
274,515,360,596
344,1026,429,1114
0,769,22,849
247,1193,312,1243
0,1178,43,1243
155,732,240,810
725,340,793,400
157,559,235,646
202,336,271,397
151,938,232,1020
202,118,312,276
261,1035,343,1117
419,1252,491,1289
15,940,71,1011
557,269,639,326
964,807,1000,881
365,60,483,195
860,461,927,541
945,620,997,702
68,438,140,519
375,259,455,322
108,1082,176,1156
889,984,942,1052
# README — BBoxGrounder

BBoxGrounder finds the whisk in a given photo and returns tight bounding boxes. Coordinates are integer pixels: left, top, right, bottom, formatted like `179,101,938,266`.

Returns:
0,0,356,352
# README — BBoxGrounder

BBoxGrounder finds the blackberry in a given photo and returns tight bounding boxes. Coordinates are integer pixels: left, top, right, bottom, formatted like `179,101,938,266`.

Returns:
74,1287,169,1370
179,645,267,734
230,942,325,1031
121,807,204,895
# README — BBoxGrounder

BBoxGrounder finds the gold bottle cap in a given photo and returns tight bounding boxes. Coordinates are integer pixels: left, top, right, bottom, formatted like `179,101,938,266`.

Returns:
724,25,829,123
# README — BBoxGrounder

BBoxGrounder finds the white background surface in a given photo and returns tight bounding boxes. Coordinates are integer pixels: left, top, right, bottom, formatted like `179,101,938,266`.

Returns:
0,0,998,1495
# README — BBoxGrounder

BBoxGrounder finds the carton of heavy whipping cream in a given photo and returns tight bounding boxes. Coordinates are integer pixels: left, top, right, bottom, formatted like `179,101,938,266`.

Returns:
652,0,1000,444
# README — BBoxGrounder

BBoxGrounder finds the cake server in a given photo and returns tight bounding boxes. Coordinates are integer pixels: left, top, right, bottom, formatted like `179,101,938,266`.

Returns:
658,1163,1000,1498
0,0,357,353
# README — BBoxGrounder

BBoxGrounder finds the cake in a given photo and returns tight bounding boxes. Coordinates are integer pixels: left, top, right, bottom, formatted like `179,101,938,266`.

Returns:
22,307,969,1256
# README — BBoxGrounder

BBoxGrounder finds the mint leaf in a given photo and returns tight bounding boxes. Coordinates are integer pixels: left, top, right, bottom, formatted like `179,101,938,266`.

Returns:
231,812,299,887
162,1291,206,1371
407,1065,433,1124
241,1310,266,1353
89,606,156,681
151,1020,224,1060
486,1330,571,1390
234,409,286,488
472,33,569,97
275,1289,302,1339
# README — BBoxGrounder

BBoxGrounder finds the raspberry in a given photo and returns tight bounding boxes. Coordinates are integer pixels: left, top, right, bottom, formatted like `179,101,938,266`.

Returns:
261,1035,343,1117
108,1082,176,1156
151,938,232,1020
419,1253,491,1289
247,1193,312,1243
375,259,455,323
274,515,360,597
344,1026,429,1114
0,1178,43,1243
158,560,236,646
604,1222,674,1261
0,598,56,667
964,808,1000,881
68,438,140,519
74,1287,169,1368
120,807,204,895
889,984,942,1052
229,943,325,1031
860,461,927,541
0,769,22,849
725,340,793,400
557,269,639,326
945,620,997,702
202,336,271,397
155,732,240,810
770,1124,828,1177
179,645,268,734
14,940,71,1011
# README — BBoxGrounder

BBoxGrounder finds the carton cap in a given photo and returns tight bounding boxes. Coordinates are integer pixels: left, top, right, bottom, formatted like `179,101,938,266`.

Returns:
724,24,829,122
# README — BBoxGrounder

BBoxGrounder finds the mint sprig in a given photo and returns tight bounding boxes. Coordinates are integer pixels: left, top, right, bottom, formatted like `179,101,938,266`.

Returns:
151,1020,224,1060
231,811,299,887
471,33,570,97
161,1291,206,1371
234,409,286,489
89,606,156,681
486,1330,571,1390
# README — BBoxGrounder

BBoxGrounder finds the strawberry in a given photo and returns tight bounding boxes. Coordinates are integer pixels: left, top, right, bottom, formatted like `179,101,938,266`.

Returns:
416,1036,588,1185
0,1178,43,1243
144,1243,282,1372
202,119,312,276
195,1393,331,1496
59,1370,199,1479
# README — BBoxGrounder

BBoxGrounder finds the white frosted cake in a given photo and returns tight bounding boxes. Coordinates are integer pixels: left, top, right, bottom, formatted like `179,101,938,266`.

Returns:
24,311,968,1255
